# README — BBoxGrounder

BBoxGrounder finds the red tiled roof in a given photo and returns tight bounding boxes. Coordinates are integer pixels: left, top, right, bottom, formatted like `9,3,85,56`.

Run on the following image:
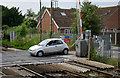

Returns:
47,8,76,27
99,6,120,30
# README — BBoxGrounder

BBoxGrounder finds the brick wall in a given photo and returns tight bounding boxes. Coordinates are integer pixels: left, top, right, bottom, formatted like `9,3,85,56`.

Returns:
37,11,58,33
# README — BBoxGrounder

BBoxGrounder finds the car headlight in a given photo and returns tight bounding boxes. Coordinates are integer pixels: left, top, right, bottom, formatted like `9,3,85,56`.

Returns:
32,50,35,52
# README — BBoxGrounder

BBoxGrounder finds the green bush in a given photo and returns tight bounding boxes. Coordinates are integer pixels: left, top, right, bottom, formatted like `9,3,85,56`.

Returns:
91,49,118,68
2,40,12,45
19,25,28,37
4,33,10,40
24,18,38,28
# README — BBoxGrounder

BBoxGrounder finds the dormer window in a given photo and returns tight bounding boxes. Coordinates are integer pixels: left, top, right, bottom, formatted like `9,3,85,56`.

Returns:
60,12,67,16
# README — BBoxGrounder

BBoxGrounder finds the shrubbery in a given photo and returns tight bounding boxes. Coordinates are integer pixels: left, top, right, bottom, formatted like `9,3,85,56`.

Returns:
19,24,28,37
91,48,118,68
24,18,38,28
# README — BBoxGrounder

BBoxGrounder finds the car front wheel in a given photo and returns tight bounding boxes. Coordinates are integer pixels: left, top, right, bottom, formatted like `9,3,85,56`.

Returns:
37,51,43,57
63,49,68,55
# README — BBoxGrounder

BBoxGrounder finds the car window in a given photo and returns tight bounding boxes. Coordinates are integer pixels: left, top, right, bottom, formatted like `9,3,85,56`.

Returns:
47,40,55,46
38,39,49,46
47,40,63,46
55,40,63,45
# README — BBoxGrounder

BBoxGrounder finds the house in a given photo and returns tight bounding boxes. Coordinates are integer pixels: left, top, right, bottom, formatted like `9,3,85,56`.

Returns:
99,3,120,44
36,8,76,34
99,5,120,31
36,4,120,43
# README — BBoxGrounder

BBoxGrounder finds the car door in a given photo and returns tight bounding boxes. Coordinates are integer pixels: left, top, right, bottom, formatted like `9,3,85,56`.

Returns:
54,40,65,52
44,40,57,53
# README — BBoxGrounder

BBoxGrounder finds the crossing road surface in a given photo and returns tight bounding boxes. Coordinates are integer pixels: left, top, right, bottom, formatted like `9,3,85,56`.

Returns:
0,50,74,66
111,46,120,58
0,46,119,66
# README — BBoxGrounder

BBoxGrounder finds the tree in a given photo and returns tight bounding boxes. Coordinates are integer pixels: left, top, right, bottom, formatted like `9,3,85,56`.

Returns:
25,8,35,18
2,5,24,27
72,2,101,35
24,18,38,28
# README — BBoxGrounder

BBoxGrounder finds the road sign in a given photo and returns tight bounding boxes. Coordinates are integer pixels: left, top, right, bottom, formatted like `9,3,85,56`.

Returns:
64,39,70,43
65,36,69,39
60,36,65,40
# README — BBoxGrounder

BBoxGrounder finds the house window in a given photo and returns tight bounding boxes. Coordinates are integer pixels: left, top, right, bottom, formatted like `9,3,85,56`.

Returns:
70,30,72,34
60,12,67,16
105,28,108,32
64,29,69,34
112,28,116,32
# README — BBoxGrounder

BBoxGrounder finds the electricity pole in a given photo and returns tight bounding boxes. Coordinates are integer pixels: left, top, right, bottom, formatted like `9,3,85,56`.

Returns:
50,0,53,38
29,22,31,39
40,0,42,42
76,0,80,38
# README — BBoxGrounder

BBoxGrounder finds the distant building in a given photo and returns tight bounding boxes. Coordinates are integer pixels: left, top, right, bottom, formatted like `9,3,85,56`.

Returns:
36,8,75,34
99,4,120,44
36,4,120,43
99,5,120,31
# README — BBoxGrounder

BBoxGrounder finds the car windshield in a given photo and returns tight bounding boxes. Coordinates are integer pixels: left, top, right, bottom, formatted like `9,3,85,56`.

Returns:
38,39,49,46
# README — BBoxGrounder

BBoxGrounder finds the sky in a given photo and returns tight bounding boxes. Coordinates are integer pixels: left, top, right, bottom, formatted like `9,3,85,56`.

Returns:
0,0,120,15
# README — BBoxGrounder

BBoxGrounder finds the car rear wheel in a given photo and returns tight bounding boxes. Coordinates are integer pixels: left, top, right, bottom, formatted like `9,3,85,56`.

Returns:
63,49,68,55
37,51,43,57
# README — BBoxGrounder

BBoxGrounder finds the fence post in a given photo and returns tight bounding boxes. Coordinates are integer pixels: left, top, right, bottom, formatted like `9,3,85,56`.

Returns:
118,53,120,69
88,37,93,60
115,32,117,45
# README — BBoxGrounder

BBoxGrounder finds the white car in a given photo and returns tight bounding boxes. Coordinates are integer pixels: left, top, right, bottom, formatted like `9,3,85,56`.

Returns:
28,38,69,57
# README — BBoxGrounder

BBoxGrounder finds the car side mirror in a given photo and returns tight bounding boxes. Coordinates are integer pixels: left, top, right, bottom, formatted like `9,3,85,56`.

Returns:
46,45,49,47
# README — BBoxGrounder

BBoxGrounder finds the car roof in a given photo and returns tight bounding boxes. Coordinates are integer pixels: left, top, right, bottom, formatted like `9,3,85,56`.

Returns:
46,38,62,41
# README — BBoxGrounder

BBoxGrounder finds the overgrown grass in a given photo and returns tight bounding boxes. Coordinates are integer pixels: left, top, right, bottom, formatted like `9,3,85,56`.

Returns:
91,54,118,68
2,33,76,50
3,26,76,50
90,48,119,68
112,43,120,47
3,33,41,50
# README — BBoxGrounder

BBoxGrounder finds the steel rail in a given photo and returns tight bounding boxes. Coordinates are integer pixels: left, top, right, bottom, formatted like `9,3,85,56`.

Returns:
17,65,47,78
64,70,88,78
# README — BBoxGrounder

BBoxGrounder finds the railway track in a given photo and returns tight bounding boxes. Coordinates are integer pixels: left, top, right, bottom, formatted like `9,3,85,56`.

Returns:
0,61,120,78
67,61,116,78
60,55,114,69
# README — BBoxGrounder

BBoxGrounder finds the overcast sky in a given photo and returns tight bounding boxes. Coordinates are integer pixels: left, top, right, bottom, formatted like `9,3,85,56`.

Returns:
0,0,120,15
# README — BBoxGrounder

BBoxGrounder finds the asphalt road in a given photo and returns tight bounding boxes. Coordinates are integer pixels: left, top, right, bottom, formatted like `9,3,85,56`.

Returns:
111,46,120,58
0,50,75,67
0,46,119,67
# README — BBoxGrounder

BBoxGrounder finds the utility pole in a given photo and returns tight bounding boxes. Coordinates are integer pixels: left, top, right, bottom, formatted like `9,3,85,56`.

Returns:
40,0,42,42
29,22,31,39
29,14,31,39
50,0,53,38
76,0,80,38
